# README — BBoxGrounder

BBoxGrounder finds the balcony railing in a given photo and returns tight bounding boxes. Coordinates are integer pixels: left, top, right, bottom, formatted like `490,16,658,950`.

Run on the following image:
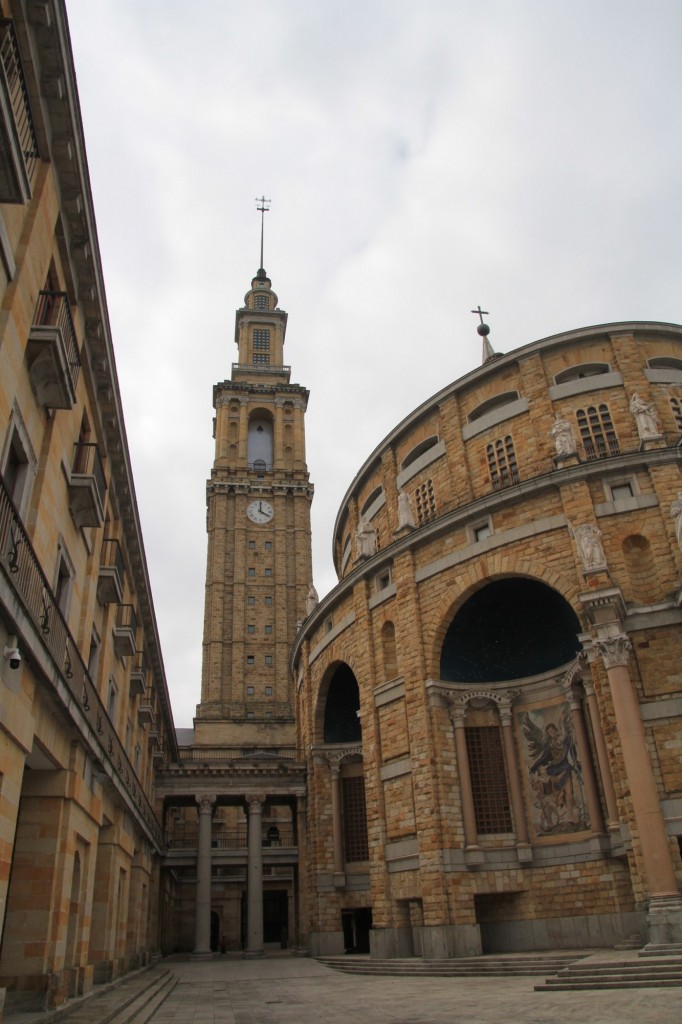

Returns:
97,538,125,605
68,443,107,528
113,603,138,658
165,825,295,850
490,468,520,491
582,438,621,460
176,745,298,763
231,363,291,377
25,291,81,409
0,19,39,202
0,475,162,847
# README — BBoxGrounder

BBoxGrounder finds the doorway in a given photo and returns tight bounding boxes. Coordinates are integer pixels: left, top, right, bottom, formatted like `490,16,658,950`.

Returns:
341,907,372,953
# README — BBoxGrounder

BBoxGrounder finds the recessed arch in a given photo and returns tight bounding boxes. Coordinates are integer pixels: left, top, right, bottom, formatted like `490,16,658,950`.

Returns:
440,577,581,682
247,410,273,467
316,661,361,744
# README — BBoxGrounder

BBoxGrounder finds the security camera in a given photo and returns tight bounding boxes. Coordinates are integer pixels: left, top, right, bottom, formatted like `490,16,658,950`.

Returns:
4,635,21,670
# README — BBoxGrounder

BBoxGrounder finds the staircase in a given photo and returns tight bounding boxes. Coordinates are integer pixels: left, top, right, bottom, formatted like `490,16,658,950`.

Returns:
7,966,177,1024
535,950,682,991
316,952,585,977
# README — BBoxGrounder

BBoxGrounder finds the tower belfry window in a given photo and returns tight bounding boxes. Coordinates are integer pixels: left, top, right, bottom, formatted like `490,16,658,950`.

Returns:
253,329,270,351
254,294,269,310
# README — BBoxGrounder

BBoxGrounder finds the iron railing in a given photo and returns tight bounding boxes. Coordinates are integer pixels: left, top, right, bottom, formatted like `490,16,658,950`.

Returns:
32,290,81,390
0,476,163,847
177,745,298,763
165,825,295,850
0,19,39,196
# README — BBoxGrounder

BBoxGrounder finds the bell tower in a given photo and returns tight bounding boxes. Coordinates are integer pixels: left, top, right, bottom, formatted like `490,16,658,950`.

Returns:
194,238,313,748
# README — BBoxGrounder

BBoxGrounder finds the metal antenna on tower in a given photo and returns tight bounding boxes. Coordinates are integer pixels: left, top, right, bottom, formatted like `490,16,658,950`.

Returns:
255,195,271,271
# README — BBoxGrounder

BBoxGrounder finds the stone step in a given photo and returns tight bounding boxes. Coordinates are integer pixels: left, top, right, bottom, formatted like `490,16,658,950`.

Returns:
639,943,682,957
537,978,682,991
316,954,582,977
13,967,175,1024
557,958,682,973
535,954,682,991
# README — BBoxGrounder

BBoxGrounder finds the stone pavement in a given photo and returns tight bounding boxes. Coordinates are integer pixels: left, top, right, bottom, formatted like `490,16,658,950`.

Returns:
149,952,681,1024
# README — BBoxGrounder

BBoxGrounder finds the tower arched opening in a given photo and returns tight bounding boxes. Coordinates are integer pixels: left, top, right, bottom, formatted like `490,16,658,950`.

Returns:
322,663,361,743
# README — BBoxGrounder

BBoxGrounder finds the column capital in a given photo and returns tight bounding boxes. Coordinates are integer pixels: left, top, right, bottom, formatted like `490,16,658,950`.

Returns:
195,794,216,813
594,633,632,669
246,793,266,812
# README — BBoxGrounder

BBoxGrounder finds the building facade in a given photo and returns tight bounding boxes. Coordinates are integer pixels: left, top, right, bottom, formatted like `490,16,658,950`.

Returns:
0,1,177,1015
292,322,682,958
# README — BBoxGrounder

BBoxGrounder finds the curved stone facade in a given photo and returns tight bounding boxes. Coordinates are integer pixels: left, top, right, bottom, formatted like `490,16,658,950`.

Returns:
293,322,682,957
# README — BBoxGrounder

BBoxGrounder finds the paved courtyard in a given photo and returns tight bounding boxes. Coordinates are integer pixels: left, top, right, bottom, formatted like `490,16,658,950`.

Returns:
148,954,680,1024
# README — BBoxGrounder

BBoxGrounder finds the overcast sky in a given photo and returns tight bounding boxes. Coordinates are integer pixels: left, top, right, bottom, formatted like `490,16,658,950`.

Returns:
66,0,682,728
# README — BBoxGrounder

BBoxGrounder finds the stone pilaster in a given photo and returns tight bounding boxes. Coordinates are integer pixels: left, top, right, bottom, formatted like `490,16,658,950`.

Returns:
192,794,215,959
244,794,265,958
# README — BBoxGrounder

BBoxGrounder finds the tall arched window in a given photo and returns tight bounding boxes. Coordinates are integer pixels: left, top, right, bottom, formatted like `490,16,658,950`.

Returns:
247,414,273,469
576,405,619,459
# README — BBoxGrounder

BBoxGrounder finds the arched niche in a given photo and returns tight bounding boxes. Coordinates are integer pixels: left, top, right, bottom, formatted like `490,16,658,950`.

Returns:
247,411,273,468
319,662,362,744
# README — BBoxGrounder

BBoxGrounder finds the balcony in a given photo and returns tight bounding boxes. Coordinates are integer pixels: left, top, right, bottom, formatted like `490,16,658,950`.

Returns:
25,291,81,409
113,603,137,659
68,442,106,528
0,19,39,203
137,703,154,727
97,538,125,605
129,649,147,697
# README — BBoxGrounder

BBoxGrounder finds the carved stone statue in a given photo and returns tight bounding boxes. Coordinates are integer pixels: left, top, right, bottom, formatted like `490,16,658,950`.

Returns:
630,393,661,440
570,523,607,571
671,493,682,551
397,489,416,529
355,514,378,558
306,584,319,616
550,412,576,457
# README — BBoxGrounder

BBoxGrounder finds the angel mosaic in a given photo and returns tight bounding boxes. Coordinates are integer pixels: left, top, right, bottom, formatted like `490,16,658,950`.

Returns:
520,705,588,837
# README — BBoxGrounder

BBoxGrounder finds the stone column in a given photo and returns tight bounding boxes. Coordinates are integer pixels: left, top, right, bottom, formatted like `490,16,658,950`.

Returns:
329,762,345,885
594,634,682,941
192,794,215,959
245,794,265,958
498,703,531,860
582,678,620,830
565,688,605,835
294,796,309,953
450,705,479,851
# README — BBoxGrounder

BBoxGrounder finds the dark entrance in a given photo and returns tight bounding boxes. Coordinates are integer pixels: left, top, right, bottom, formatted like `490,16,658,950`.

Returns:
341,907,372,953
263,889,288,947
210,910,220,952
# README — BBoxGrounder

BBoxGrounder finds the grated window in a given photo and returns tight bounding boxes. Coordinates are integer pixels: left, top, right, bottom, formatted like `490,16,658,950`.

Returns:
414,479,436,524
465,726,513,834
253,329,270,351
342,775,369,862
576,405,620,459
486,435,519,489
670,397,682,432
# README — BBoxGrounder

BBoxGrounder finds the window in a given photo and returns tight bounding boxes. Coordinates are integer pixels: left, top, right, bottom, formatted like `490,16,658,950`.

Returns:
248,540,256,550
576,405,620,459
465,726,513,834
414,479,436,524
611,483,634,501
648,357,682,371
247,595,256,605
361,485,384,516
247,624,256,634
265,624,272,634
401,436,439,470
264,541,272,551
253,329,270,351
264,596,273,606
1,417,35,517
254,294,269,310
246,711,255,719
342,774,369,861
0,19,39,203
88,627,101,682
554,363,610,384
671,397,682,432
253,353,270,365
246,655,254,665
376,568,392,593
55,546,74,620
264,568,272,576
473,522,492,542
107,679,118,720
264,655,273,665
468,392,519,422
247,686,255,695
264,686,273,696
486,435,519,489
324,615,333,633
248,568,256,577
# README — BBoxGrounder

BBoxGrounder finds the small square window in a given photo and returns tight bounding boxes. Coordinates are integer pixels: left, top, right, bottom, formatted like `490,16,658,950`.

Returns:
248,568,256,577
247,624,256,634
246,711,255,719
265,541,272,551
474,524,491,542
376,569,391,593
248,540,256,550
611,483,634,501
265,596,273,605
264,567,273,576
265,686,273,696
247,686,255,696
265,655,273,666
247,596,256,605
265,711,273,719
246,655,255,665
265,624,272,634
324,615,333,633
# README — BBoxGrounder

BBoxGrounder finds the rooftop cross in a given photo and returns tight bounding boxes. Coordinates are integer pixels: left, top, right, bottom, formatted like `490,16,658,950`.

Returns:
255,195,271,271
471,305,489,326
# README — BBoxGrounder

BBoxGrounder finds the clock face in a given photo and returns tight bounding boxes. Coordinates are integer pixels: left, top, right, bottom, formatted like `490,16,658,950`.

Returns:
247,499,274,524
